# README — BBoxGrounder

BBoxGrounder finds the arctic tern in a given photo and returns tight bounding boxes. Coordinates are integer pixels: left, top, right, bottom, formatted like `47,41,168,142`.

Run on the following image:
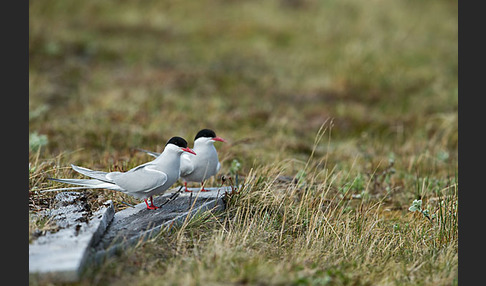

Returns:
45,136,196,210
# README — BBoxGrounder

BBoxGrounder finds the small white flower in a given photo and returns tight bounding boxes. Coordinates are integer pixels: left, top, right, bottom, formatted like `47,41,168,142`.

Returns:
408,199,422,212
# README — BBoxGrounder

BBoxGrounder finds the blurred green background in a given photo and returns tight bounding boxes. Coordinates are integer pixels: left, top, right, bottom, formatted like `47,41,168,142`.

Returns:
29,0,457,178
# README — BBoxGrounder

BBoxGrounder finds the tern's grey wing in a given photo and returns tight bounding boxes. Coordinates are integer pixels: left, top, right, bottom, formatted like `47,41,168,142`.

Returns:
106,164,168,193
180,153,194,177
136,148,161,158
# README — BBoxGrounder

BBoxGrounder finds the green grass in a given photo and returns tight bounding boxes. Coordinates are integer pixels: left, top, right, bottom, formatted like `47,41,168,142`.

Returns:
29,0,457,285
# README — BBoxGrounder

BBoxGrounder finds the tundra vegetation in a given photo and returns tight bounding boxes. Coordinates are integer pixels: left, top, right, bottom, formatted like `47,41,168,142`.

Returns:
29,0,457,285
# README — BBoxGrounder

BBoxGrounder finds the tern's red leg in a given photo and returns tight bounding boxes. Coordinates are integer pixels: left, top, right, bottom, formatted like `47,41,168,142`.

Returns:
184,182,193,193
200,181,210,192
144,197,158,210
144,199,151,209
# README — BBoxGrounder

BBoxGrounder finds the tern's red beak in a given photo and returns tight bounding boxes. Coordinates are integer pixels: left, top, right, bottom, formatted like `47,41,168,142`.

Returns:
212,136,226,143
182,147,196,155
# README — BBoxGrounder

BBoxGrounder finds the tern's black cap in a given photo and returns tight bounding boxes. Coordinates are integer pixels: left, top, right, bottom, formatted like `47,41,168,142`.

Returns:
194,129,217,140
166,136,188,148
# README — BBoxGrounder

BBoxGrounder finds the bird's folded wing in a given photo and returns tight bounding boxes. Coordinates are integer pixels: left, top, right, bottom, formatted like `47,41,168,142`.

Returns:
107,165,168,193
180,153,194,177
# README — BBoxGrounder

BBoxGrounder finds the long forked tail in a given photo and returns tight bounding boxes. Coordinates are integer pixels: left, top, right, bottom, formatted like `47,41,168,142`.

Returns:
41,178,122,193
70,164,113,182
134,148,160,158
